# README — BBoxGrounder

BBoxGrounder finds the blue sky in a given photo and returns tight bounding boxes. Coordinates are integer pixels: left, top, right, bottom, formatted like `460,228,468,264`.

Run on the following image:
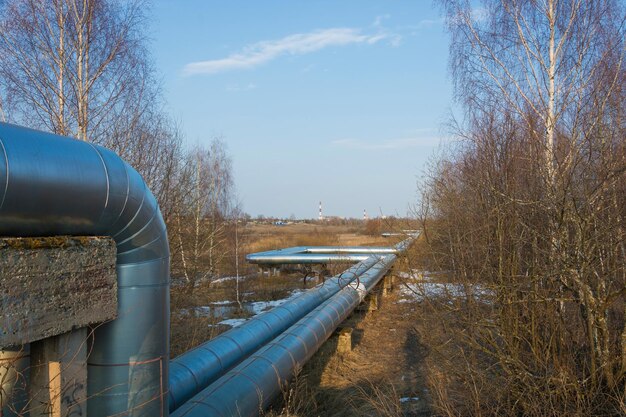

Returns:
151,1,453,219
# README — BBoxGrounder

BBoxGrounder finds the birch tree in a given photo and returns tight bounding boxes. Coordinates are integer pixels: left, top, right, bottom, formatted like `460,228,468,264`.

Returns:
442,0,624,185
0,0,147,142
172,140,235,293
413,1,626,413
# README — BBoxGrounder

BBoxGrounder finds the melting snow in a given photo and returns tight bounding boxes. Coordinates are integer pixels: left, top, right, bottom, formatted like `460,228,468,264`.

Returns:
218,318,247,328
204,289,307,328
399,397,420,403
211,275,248,285
247,290,305,315
397,271,490,303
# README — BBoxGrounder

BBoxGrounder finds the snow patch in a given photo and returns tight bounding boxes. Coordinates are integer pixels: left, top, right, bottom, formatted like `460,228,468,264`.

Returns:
211,275,248,285
208,300,232,305
218,318,247,328
248,290,305,315
399,397,420,403
396,271,491,303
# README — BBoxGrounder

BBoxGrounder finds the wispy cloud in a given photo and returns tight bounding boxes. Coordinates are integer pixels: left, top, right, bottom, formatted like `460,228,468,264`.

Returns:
373,14,391,28
184,27,395,76
331,136,447,151
416,18,444,28
225,82,257,92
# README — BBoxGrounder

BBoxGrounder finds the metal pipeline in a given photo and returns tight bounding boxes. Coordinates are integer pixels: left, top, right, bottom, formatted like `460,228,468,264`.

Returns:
169,255,383,412
170,238,412,412
246,246,399,264
0,123,169,416
171,253,397,417
0,346,29,417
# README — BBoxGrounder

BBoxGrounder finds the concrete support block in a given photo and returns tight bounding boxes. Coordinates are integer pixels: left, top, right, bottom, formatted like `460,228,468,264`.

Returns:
369,293,380,312
29,328,87,417
357,293,379,313
337,328,353,355
0,237,117,348
383,275,394,296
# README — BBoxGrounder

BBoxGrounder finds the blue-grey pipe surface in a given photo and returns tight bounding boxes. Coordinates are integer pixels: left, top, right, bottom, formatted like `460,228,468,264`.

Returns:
246,246,399,264
169,238,412,412
171,254,397,417
0,347,29,417
168,255,383,412
0,123,170,416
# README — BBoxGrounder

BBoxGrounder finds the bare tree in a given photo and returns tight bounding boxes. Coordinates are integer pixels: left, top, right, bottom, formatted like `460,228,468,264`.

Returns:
172,140,235,293
0,0,148,142
412,1,626,414
231,202,246,309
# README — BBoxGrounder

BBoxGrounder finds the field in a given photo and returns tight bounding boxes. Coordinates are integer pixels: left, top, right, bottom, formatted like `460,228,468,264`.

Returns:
245,222,391,252
170,221,396,357
169,221,431,416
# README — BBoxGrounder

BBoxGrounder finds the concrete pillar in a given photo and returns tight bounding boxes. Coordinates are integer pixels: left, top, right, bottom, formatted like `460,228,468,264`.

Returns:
29,328,88,417
383,275,394,296
369,293,380,312
358,293,379,313
337,328,353,354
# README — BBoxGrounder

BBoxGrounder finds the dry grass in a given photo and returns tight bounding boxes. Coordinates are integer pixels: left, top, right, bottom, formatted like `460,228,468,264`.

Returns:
244,223,389,254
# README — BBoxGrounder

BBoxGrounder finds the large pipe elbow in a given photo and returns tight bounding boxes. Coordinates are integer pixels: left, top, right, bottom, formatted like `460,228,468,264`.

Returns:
0,122,170,416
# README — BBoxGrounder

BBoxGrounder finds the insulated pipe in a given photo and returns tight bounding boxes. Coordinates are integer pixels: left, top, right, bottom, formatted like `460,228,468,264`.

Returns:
303,246,398,253
246,246,398,264
171,254,397,417
0,346,29,417
168,254,383,412
248,253,373,264
0,123,169,416
169,238,412,412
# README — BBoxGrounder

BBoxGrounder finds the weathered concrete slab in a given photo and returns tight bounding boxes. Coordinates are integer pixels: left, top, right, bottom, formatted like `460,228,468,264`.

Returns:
0,237,117,348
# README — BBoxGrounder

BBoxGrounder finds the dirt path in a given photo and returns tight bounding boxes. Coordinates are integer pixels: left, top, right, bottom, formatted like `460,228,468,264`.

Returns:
283,279,431,417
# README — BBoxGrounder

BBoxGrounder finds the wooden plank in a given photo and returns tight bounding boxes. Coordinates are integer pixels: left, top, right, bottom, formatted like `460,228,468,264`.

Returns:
29,329,88,417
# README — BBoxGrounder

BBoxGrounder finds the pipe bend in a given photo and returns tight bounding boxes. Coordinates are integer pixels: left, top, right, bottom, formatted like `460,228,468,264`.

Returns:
0,122,170,417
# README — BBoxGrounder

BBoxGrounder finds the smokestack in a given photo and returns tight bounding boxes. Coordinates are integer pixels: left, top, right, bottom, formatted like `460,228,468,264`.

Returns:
363,209,368,221
318,201,323,221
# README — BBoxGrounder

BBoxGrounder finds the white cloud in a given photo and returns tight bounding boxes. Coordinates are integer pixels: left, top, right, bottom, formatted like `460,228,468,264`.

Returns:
183,27,394,76
373,14,390,27
331,136,447,151
416,18,444,28
225,82,257,92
